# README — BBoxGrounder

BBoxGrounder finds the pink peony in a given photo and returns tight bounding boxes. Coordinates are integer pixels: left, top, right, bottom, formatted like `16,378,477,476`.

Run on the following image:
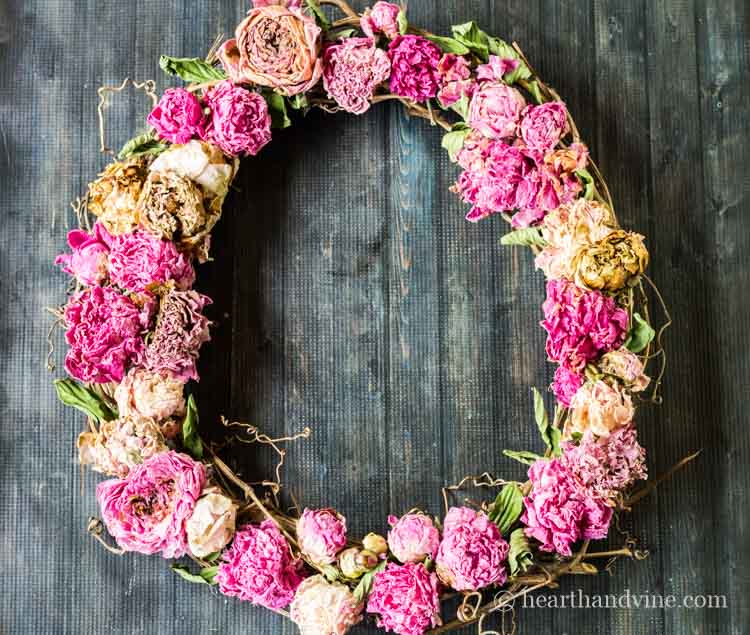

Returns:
476,55,519,82
322,37,390,115
367,562,442,635
562,426,647,504
387,513,440,564
64,286,153,383
55,222,112,286
541,279,628,372
437,54,475,108
203,81,272,156
107,230,195,293
435,507,509,591
468,81,526,139
96,450,206,558
296,507,347,566
566,379,635,438
387,35,441,103
552,365,584,408
147,88,206,145
144,288,212,381
290,575,363,635
360,1,402,40
519,101,568,155
521,458,612,557
216,520,305,609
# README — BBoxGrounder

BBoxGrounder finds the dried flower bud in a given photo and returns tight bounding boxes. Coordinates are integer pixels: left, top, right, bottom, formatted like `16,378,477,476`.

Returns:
362,532,388,556
339,547,378,579
87,159,148,235
573,230,649,292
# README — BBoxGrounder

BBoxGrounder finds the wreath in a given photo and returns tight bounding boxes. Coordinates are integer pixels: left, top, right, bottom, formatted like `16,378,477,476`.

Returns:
50,1,696,634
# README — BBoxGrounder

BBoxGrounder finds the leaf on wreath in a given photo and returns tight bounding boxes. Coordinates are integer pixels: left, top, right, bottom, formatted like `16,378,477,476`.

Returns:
508,528,533,576
322,564,341,583
181,394,204,459
305,0,330,30
502,449,544,466
499,226,547,247
352,560,387,603
488,482,523,535
117,131,169,161
171,564,218,585
397,10,408,36
487,37,532,84
451,21,490,61
424,34,471,56
54,378,117,423
575,168,596,200
158,55,226,83
288,93,310,111
441,124,470,162
624,312,655,353
532,387,561,457
264,92,292,129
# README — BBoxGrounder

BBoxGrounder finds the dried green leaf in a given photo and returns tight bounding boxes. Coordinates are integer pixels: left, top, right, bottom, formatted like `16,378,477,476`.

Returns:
502,449,544,466
352,560,387,603
159,55,226,83
451,21,490,61
181,394,203,459
487,37,532,84
264,92,292,129
425,35,470,55
305,0,330,30
117,131,168,160
508,528,533,576
441,127,470,162
576,168,596,200
397,10,408,36
54,378,117,422
625,312,655,353
322,564,341,583
171,564,217,585
488,483,523,535
500,227,547,247
532,387,561,457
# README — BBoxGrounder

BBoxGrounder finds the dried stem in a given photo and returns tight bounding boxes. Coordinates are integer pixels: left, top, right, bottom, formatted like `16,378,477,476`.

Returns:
319,0,359,19
97,78,158,155
625,450,701,507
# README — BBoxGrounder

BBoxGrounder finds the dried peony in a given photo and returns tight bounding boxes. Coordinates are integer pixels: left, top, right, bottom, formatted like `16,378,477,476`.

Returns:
203,81,272,157
572,229,649,292
136,171,208,246
387,35,442,103
96,450,206,558
435,507,509,591
296,507,347,566
87,159,148,235
552,365,584,408
367,562,442,635
55,222,112,286
114,367,186,424
562,426,647,504
468,81,526,140
147,88,206,145
216,520,305,609
338,547,379,579
322,37,391,115
78,415,167,478
186,489,238,558
290,575,363,635
437,53,475,108
217,2,322,96
599,347,650,392
387,513,440,564
519,101,569,156
144,288,212,382
541,279,628,372
535,198,617,280
360,1,402,39
566,379,635,438
107,229,195,293
522,458,612,557
63,286,153,383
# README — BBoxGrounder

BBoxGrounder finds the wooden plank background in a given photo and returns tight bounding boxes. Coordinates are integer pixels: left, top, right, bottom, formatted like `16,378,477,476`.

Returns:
0,0,747,633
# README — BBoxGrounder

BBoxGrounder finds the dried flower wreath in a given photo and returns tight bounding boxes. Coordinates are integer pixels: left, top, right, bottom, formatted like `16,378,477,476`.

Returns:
50,1,697,634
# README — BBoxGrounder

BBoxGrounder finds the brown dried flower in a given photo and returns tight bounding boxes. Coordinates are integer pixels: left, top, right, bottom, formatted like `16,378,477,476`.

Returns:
573,229,649,292
87,159,148,235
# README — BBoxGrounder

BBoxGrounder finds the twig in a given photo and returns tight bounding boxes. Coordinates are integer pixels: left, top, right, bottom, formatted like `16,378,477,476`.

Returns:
97,79,158,155
626,450,701,507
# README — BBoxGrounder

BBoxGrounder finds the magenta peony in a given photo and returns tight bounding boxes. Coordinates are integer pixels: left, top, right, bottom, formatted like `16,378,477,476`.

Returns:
107,230,195,293
322,37,390,115
435,507,509,591
521,458,612,557
360,1,401,39
290,575,363,635
562,426,647,504
147,88,206,145
64,286,152,383
96,450,206,558
217,2,322,95
566,379,635,438
367,562,442,635
552,365,584,408
296,507,347,566
203,81,272,156
144,288,211,381
216,520,305,609
541,279,628,372
55,222,112,286
387,35,441,103
519,101,569,155
387,513,440,564
468,81,526,139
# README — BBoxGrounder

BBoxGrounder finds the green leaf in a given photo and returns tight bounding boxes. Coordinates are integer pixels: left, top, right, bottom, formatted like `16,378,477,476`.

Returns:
451,21,490,61
397,10,408,36
499,227,547,247
625,312,655,353
325,27,356,41
159,55,226,83
576,168,596,200
532,387,562,457
502,449,544,466
570,431,584,444
352,560,387,603
200,565,219,584
424,35,470,55
264,92,292,129
171,564,217,585
487,37,532,84
181,394,203,459
288,93,309,111
441,127,470,162
526,79,543,104
447,92,471,120
117,131,169,160
488,483,524,535
508,528,534,576
54,378,117,422
305,0,330,30
322,564,341,583
203,551,221,563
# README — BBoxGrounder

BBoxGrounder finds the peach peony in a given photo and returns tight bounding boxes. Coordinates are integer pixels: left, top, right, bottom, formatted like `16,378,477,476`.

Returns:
566,380,635,438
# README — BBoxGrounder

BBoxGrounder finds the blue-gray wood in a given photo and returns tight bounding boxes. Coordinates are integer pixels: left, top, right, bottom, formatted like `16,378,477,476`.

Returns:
0,0,747,633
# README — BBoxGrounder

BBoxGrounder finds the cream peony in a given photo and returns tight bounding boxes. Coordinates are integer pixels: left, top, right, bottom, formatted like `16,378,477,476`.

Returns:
290,575,363,635
566,380,635,439
186,490,238,558
115,368,186,423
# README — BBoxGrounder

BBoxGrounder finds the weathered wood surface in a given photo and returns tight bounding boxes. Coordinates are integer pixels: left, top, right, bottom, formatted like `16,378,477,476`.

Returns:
0,0,747,633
